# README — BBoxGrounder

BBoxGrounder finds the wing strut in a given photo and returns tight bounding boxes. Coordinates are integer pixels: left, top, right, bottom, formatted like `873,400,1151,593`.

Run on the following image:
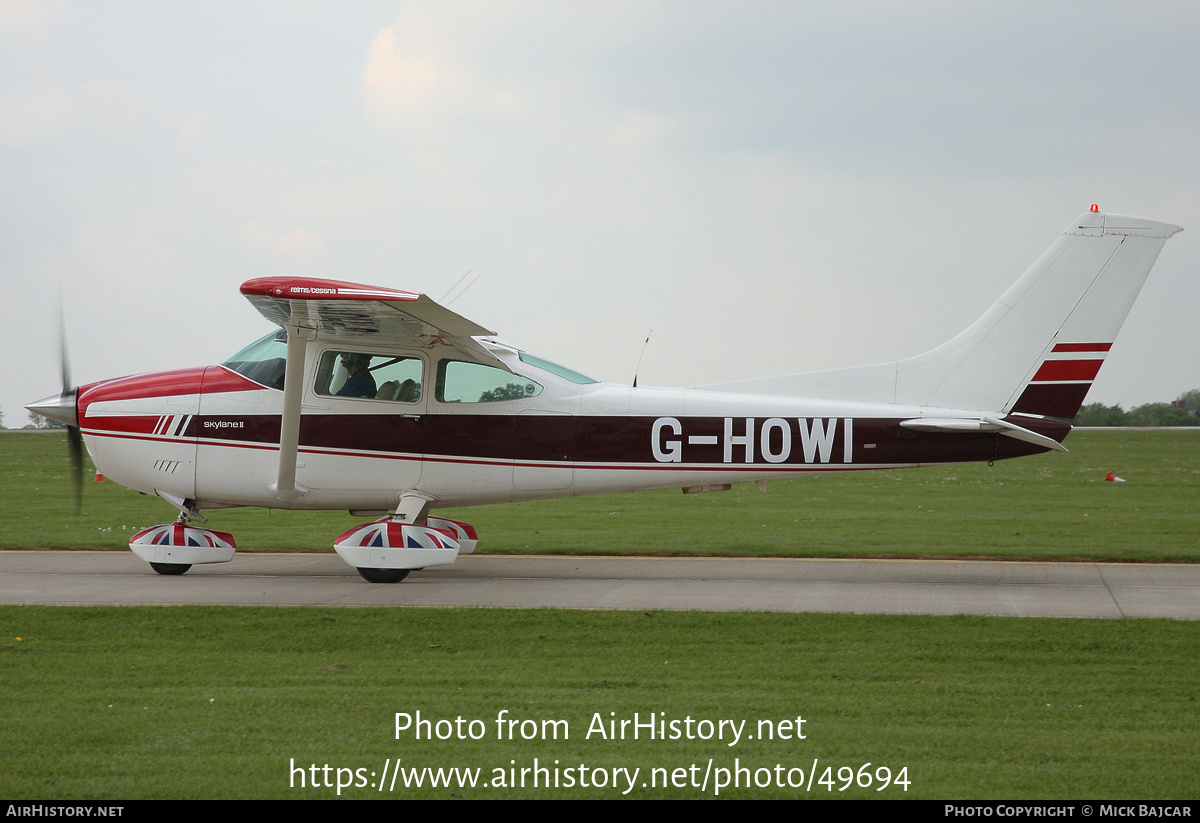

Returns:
271,322,312,501
237,275,513,501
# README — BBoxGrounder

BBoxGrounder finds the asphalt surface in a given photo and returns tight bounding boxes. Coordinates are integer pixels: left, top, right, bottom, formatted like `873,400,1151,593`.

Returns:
2,551,1199,618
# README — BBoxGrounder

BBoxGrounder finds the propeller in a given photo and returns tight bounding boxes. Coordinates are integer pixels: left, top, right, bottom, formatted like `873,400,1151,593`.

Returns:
61,322,83,512
25,307,84,512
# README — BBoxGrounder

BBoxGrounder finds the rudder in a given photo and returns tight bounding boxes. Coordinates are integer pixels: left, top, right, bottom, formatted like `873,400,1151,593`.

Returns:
993,212,1182,417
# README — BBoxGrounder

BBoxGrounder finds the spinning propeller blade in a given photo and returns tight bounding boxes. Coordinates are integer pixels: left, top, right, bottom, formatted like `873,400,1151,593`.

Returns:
59,312,83,512
25,310,83,512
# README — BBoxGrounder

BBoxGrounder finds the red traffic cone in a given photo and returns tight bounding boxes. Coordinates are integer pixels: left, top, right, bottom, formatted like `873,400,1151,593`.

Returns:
1104,471,1125,482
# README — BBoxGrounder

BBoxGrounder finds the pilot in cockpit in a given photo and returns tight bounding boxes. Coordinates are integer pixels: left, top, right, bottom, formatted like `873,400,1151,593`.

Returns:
336,352,377,398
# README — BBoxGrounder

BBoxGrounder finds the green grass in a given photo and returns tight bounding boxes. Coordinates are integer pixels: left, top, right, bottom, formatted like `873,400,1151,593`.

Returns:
3,431,1199,800
2,606,1196,799
3,429,1198,561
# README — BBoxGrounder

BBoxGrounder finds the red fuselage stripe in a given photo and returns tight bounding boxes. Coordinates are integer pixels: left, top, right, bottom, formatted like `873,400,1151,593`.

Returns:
83,428,891,473
84,408,1067,471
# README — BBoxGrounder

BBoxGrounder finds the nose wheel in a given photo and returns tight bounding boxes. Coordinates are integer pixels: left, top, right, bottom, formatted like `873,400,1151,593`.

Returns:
130,521,236,574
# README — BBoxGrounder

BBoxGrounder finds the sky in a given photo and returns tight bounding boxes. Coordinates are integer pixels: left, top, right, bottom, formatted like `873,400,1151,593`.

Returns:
3,1,1199,426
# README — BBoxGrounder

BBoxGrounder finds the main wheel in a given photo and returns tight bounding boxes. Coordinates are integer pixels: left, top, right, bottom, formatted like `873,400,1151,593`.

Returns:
357,567,410,584
150,562,192,575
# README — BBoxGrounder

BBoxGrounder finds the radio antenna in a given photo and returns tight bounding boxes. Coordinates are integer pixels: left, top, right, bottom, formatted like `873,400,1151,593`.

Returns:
632,330,653,388
439,270,478,306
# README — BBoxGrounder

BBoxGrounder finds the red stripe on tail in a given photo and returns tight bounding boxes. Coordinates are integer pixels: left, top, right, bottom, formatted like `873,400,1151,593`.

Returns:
1032,359,1104,382
1051,342,1112,353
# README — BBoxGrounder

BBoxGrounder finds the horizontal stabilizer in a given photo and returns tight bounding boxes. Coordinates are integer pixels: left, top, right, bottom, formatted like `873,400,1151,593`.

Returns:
899,417,1068,452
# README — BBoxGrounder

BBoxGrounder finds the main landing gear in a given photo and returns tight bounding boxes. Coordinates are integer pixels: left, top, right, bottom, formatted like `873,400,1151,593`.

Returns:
333,514,477,583
355,568,411,584
129,494,478,583
332,493,477,583
149,562,192,576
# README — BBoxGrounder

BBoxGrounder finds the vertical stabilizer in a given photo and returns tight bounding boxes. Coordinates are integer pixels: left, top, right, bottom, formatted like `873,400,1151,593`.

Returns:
702,210,1182,417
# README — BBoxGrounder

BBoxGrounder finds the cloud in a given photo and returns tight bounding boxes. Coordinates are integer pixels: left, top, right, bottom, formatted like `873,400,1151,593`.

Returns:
0,71,150,145
361,1,656,130
0,76,74,142
362,24,440,121
243,222,323,257
0,0,64,38
3,3,1196,422
605,110,677,152
361,4,533,129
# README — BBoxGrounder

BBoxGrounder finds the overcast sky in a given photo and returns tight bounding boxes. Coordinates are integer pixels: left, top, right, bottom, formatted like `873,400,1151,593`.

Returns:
3,1,1198,426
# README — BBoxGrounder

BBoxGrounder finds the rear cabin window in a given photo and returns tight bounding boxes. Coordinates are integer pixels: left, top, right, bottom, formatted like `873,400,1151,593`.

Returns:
314,350,423,403
436,360,542,403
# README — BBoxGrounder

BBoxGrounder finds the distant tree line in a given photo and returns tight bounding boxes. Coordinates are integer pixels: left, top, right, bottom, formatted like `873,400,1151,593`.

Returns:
22,410,67,429
1073,389,1200,427
0,406,68,430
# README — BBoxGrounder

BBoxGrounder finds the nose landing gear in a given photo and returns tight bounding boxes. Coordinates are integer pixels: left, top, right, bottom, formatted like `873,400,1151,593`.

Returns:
129,519,237,575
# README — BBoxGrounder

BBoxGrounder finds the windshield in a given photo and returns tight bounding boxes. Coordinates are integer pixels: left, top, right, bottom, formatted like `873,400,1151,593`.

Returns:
222,329,288,389
518,352,597,384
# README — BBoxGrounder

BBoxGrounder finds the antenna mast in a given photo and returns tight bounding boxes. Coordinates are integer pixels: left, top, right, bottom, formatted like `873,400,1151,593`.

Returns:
632,330,652,388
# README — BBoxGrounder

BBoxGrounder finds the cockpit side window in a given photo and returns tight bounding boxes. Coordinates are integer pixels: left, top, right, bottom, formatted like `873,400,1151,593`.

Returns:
314,350,423,403
222,330,288,390
436,360,542,403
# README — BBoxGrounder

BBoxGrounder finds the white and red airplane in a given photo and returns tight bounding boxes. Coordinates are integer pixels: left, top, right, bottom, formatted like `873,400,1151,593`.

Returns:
27,208,1181,582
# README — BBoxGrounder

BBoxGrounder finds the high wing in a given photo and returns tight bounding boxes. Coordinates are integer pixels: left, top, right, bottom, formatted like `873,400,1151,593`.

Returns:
240,276,504,368
238,276,507,501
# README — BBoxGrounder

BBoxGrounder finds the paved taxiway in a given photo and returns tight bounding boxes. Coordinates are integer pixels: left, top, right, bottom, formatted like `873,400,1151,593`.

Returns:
2,551,1199,618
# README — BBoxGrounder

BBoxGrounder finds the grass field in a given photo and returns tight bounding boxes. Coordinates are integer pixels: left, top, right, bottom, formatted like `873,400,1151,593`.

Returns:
2,606,1197,799
2,430,1197,800
2,429,1198,561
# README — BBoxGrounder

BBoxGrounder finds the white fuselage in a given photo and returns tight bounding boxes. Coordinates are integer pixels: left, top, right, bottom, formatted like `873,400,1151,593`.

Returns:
77,339,1059,515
